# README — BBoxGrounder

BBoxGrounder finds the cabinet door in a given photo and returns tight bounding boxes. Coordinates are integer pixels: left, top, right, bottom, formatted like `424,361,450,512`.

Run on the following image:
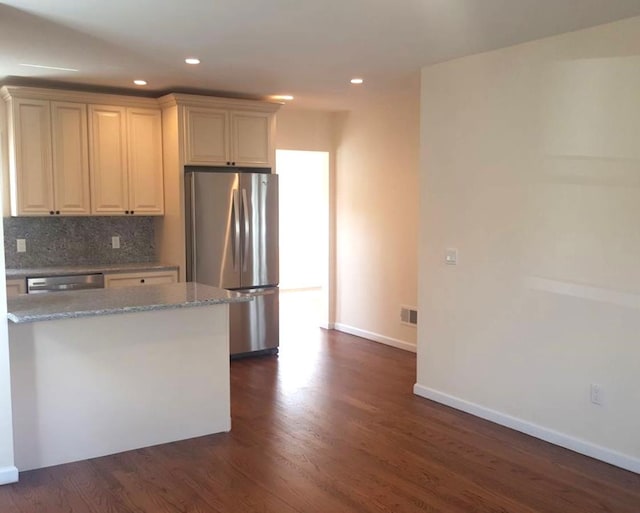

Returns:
6,278,26,297
184,107,229,165
230,111,272,167
127,108,164,215
9,98,54,215
89,105,128,214
51,102,91,215
104,270,178,289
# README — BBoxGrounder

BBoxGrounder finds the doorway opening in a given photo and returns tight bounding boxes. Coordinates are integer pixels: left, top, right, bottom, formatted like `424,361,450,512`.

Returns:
276,149,330,347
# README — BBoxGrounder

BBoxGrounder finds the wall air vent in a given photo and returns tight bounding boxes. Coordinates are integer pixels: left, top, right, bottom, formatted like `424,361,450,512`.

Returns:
400,306,418,327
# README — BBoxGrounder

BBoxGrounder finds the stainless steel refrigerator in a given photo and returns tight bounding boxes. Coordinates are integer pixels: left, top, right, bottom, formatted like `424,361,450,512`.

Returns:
185,169,279,356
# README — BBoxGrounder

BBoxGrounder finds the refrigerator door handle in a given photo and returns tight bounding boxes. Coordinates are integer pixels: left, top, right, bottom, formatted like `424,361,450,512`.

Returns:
233,189,241,272
242,188,250,273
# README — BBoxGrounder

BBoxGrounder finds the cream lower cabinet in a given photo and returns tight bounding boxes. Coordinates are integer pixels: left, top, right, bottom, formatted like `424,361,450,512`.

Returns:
90,106,164,215
183,104,276,168
4,97,90,216
104,269,178,289
6,278,26,297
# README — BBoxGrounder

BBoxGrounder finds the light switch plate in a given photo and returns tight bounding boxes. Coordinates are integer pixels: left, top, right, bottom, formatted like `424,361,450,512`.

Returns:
445,248,458,265
16,239,26,253
111,236,120,249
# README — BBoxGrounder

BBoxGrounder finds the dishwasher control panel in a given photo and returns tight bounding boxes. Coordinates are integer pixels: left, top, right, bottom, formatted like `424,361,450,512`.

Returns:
27,274,105,294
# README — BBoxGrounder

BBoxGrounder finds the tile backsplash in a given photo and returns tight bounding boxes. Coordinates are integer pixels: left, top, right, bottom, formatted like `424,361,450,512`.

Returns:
4,216,156,268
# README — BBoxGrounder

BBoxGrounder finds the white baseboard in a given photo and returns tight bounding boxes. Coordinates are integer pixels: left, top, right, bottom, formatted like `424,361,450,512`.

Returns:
334,323,416,353
0,465,18,485
319,321,335,330
413,384,640,474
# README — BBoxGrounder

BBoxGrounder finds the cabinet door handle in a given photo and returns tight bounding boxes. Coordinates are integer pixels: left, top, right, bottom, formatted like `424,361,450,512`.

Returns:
49,211,54,215
55,211,60,215
140,279,145,283
125,210,129,214
231,161,236,166
130,210,135,215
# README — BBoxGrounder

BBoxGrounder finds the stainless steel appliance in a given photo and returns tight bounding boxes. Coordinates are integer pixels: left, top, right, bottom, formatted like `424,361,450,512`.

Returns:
185,168,279,356
27,274,105,294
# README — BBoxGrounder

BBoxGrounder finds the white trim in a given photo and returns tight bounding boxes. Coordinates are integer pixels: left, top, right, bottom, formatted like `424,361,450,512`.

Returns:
0,466,18,485
1,85,159,108
0,86,281,113
413,384,640,474
334,323,417,353
319,321,334,330
158,92,281,111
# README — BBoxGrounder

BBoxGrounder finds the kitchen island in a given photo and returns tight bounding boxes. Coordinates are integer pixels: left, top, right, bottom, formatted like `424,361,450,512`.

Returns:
7,282,249,471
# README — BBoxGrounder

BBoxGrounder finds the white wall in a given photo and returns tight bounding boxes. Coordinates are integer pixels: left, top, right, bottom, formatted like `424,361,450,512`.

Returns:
334,78,420,352
276,108,334,153
417,16,640,472
0,99,18,484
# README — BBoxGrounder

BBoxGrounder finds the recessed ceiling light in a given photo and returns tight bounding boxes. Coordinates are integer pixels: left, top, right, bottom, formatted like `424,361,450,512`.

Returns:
133,79,147,86
350,78,364,84
271,95,294,101
185,58,201,65
19,63,78,72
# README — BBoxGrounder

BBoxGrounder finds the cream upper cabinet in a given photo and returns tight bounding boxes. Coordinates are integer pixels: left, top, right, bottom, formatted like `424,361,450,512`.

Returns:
51,102,91,215
89,105,128,214
6,97,90,216
230,111,272,167
184,107,229,165
183,105,275,168
89,105,164,215
127,108,164,214
7,98,54,215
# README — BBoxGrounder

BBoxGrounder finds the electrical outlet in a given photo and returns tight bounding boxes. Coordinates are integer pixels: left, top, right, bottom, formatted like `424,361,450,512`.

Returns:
111,236,120,249
16,239,26,253
445,248,458,265
590,383,603,406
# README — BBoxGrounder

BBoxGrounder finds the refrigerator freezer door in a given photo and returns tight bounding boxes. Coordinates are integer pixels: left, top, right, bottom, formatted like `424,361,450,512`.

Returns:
229,286,279,355
187,172,242,289
239,173,279,288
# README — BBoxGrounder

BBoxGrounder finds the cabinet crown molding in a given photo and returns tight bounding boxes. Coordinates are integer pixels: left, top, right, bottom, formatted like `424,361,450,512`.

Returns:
1,86,282,113
158,93,281,113
1,86,160,109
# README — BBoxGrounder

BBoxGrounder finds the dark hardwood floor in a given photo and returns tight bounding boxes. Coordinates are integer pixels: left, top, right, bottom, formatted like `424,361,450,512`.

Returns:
1,299,639,512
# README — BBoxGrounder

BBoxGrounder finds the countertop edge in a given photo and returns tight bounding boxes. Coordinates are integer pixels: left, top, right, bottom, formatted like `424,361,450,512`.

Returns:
7,282,253,324
8,295,251,324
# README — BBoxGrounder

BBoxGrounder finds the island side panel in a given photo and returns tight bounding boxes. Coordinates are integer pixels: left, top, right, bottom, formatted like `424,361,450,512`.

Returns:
9,304,230,472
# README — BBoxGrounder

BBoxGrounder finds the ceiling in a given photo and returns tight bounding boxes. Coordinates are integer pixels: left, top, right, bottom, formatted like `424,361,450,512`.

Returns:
1,0,640,109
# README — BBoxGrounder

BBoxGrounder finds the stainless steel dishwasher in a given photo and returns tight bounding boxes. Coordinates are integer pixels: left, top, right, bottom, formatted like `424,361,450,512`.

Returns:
26,274,105,294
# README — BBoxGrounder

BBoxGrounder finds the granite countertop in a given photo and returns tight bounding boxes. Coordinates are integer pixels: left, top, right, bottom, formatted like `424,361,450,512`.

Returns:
8,282,251,323
6,262,178,279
